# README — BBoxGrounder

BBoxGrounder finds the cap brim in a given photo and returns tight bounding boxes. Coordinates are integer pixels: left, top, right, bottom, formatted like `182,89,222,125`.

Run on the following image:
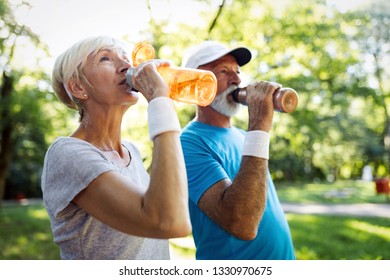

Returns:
197,47,252,68
228,47,252,67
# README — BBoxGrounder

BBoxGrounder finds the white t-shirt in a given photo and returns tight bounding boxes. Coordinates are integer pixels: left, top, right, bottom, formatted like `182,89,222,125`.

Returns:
41,137,169,260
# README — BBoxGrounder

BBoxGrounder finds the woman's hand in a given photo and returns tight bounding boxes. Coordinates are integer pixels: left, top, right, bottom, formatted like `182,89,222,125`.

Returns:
131,59,170,102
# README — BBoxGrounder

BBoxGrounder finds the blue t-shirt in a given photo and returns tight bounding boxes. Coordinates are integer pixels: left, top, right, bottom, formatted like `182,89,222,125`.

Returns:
180,121,295,260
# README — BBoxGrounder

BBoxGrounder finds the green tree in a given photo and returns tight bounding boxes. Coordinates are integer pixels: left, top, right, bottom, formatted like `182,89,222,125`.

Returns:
347,0,390,176
2,0,388,203
162,0,388,181
0,0,71,203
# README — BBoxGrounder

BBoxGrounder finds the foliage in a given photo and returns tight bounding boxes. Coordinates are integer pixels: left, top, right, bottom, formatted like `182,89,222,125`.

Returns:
0,0,74,200
160,0,389,181
230,0,387,180
5,73,73,199
1,0,390,200
348,0,390,175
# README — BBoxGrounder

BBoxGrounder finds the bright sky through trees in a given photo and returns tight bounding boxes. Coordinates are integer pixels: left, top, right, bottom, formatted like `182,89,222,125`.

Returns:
10,0,371,72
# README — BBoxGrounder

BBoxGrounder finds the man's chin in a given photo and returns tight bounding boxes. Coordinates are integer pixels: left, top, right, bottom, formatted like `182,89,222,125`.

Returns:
210,99,241,117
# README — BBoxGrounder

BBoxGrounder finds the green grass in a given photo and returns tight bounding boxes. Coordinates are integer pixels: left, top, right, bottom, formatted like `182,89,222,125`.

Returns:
170,213,390,260
1,180,389,260
0,203,60,260
171,180,390,260
287,214,390,260
276,180,389,204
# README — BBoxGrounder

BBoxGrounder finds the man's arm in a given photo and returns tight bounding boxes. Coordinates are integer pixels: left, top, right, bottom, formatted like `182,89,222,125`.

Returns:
198,81,278,240
198,156,267,240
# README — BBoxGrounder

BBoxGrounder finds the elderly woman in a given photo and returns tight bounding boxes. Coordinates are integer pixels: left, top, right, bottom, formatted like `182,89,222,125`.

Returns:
41,36,191,260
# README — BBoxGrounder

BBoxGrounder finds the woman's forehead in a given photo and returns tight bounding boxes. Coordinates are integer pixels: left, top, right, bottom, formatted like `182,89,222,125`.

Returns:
96,46,127,55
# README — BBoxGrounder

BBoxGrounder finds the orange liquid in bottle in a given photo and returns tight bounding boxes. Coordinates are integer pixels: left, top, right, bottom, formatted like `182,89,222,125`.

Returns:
130,41,217,106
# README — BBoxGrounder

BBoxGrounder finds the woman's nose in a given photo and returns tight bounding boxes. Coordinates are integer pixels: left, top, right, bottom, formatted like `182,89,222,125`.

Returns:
119,59,131,73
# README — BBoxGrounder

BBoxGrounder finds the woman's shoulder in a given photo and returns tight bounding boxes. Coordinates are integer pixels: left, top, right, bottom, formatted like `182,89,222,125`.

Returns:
48,136,93,152
45,137,101,164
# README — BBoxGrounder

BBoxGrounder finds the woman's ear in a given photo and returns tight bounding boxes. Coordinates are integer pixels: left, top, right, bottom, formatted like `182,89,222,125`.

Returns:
67,80,88,100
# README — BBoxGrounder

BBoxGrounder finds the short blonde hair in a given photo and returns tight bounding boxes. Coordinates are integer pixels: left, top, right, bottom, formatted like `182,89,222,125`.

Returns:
52,36,129,110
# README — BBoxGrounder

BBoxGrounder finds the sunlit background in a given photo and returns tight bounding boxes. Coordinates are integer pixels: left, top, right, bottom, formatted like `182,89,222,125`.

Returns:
1,0,389,261
3,0,388,192
10,0,370,71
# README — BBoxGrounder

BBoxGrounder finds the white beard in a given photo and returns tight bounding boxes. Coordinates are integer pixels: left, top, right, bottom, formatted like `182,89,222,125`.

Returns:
210,85,242,117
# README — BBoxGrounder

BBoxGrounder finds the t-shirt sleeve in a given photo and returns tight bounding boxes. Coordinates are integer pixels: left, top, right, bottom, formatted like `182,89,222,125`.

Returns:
41,138,114,218
181,132,228,205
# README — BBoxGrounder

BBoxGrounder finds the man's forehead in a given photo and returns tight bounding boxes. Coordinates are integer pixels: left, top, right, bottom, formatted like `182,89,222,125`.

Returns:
202,54,240,68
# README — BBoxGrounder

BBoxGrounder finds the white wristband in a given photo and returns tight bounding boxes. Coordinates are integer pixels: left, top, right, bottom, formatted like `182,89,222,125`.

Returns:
147,97,181,140
242,130,270,159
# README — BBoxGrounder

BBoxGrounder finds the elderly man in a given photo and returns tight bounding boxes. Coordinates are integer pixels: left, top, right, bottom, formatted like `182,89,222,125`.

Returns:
180,41,295,260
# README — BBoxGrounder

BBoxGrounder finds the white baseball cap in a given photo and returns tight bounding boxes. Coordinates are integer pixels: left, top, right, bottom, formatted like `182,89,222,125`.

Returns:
182,41,252,69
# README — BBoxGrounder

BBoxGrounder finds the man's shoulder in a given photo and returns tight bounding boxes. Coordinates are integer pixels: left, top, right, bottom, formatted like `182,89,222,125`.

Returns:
181,121,208,138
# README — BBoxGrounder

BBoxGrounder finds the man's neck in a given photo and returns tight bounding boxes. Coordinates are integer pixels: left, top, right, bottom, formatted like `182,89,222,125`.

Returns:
196,106,232,128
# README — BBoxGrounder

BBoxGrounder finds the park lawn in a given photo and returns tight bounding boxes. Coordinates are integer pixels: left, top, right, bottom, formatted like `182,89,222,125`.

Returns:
1,180,389,260
0,203,60,260
287,213,390,260
1,201,389,260
276,180,389,204
170,213,390,260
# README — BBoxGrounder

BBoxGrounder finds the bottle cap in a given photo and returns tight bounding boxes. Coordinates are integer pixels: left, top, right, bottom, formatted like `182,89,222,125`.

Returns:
274,88,298,113
132,41,155,66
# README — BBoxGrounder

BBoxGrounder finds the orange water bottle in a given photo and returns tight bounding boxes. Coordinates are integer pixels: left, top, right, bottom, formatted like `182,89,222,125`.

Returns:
127,41,217,106
231,87,298,113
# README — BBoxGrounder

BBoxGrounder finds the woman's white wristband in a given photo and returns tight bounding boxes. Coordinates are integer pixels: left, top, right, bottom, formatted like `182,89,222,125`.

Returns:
147,97,181,140
242,130,270,159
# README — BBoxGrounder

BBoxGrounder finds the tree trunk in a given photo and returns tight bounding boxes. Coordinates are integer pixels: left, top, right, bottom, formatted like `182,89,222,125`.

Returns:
0,72,14,206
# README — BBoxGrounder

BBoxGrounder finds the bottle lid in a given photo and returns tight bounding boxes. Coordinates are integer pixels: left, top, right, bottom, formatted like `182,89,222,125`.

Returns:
276,88,298,113
132,41,155,66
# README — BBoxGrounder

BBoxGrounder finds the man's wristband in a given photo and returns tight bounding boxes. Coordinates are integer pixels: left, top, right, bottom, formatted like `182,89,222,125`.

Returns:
242,130,270,159
147,97,181,140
